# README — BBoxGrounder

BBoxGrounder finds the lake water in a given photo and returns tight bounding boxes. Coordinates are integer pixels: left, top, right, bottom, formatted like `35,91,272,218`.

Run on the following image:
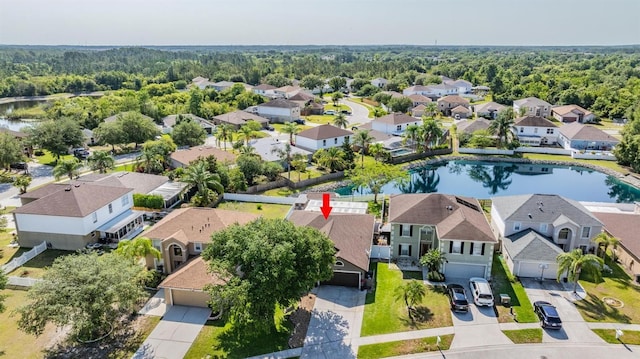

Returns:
0,100,48,131
0,118,36,131
336,160,640,203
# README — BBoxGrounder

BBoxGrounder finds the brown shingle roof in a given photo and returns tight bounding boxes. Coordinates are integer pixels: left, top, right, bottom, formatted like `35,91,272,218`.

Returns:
515,116,557,128
457,118,491,134
76,171,169,195
213,110,269,126
451,105,471,114
592,211,640,261
254,84,276,91
559,122,619,143
159,257,225,290
296,124,353,140
161,114,210,128
288,92,316,102
259,99,300,109
374,113,418,125
552,104,593,117
288,211,374,271
437,95,469,105
15,183,132,217
408,94,432,103
170,146,237,167
389,194,496,243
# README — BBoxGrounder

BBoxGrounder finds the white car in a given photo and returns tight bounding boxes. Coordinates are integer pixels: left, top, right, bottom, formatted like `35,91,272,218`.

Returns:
469,277,494,306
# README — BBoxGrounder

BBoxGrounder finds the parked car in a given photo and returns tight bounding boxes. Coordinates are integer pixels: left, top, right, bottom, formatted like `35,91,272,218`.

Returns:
265,125,275,131
469,277,494,306
293,119,305,125
534,301,562,329
446,284,469,312
10,162,28,170
324,110,335,115
73,148,90,159
340,110,352,115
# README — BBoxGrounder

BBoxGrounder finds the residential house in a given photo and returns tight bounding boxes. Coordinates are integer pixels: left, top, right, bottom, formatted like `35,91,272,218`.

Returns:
513,97,553,118
252,84,277,98
273,85,302,99
251,136,313,166
514,116,558,146
451,105,472,119
388,194,497,279
411,104,427,118
210,81,235,92
0,127,32,157
449,79,473,94
552,105,596,123
437,95,470,117
456,118,492,135
191,76,216,90
288,211,375,289
256,99,301,123
471,85,491,96
557,122,619,152
13,182,143,250
82,128,96,146
490,194,604,279
370,112,421,136
212,110,270,130
103,112,158,131
474,102,507,120
408,94,432,107
288,91,322,115
428,84,458,98
170,146,237,168
295,124,353,151
371,78,388,88
161,114,215,134
403,85,432,97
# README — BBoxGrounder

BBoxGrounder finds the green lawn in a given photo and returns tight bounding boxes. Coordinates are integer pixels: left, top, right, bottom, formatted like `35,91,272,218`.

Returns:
305,115,336,125
592,329,640,344
7,249,74,278
184,320,291,359
261,187,300,197
520,153,629,174
34,150,74,166
361,262,452,336
491,255,537,323
113,163,137,172
576,253,640,323
357,334,453,359
217,201,291,219
271,123,312,133
501,328,543,343
0,231,19,265
324,103,350,112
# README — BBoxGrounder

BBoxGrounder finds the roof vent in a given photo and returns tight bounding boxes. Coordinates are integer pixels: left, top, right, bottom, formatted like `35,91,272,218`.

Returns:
528,213,532,219
74,184,81,188
65,187,72,191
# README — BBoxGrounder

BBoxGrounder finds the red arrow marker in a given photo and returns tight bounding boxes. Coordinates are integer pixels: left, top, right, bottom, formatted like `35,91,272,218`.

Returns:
320,193,333,219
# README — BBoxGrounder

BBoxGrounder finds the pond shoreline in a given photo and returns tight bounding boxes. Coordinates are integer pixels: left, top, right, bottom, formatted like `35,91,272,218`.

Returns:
0,91,105,105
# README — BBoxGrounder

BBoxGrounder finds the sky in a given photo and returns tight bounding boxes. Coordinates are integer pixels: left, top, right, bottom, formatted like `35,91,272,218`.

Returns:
1,0,639,46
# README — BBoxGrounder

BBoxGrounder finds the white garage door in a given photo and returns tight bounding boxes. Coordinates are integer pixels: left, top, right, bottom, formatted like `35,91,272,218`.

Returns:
517,261,558,279
444,262,486,279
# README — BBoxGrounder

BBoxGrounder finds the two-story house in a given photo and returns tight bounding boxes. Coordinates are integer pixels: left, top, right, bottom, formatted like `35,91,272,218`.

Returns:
13,182,143,250
490,194,604,279
513,97,552,118
371,78,388,88
474,102,507,120
252,84,277,98
437,95,470,117
388,194,497,279
295,124,353,151
370,112,421,136
256,99,301,123
513,116,559,146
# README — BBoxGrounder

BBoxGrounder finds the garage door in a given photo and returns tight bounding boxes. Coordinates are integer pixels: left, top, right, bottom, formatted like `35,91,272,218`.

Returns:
517,261,558,279
444,263,486,279
323,271,360,288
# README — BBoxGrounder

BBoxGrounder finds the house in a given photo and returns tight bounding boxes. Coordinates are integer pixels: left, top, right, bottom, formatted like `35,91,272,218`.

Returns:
403,85,432,97
451,105,472,119
300,101,324,116
513,97,552,118
273,85,302,99
408,94,432,107
82,128,96,146
456,118,492,135
212,110,270,130
191,76,216,89
252,84,277,97
552,105,596,123
411,104,427,118
288,91,318,109
490,194,604,279
159,257,224,307
170,146,237,168
210,81,235,92
428,84,458,98
251,136,313,165
0,127,32,156
474,102,507,120
471,85,491,96
388,194,497,279
370,112,421,136
449,79,473,94
437,95,470,117
514,116,558,146
256,99,301,123
557,122,619,151
371,78,388,88
295,124,353,151
587,202,640,283
75,171,188,209
13,182,143,250
161,114,215,134
288,211,375,289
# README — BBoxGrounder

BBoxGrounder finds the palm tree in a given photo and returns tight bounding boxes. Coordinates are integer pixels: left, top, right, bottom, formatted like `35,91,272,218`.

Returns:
217,124,235,151
418,118,443,151
238,125,256,147
316,147,346,173
87,150,115,174
291,153,308,181
137,150,165,174
281,122,299,145
490,108,516,148
556,248,604,294
593,232,620,261
238,145,257,156
333,113,349,129
331,91,344,106
420,249,447,272
403,124,420,151
181,161,224,206
353,130,374,168
271,143,293,180
115,237,161,266
368,143,386,162
424,102,438,117
53,158,83,180
12,174,32,194
394,280,426,320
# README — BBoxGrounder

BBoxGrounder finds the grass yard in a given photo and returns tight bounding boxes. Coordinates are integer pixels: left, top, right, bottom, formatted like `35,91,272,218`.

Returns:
324,103,350,112
0,231,19,265
112,163,136,172
6,249,73,278
575,253,640,323
592,329,640,345
305,115,336,125
34,150,74,166
184,320,291,359
357,334,453,359
271,123,312,133
520,153,629,174
491,255,537,323
501,328,543,343
217,201,291,219
361,262,452,336
261,187,300,197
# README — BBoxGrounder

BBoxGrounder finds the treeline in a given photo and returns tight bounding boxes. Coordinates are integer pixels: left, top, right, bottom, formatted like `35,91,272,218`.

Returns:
0,46,639,119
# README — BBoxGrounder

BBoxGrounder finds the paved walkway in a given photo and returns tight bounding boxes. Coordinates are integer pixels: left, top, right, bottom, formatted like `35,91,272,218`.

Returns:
138,289,167,317
132,305,210,359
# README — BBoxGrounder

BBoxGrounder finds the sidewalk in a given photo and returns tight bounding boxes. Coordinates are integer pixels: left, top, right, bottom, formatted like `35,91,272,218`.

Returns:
353,326,455,346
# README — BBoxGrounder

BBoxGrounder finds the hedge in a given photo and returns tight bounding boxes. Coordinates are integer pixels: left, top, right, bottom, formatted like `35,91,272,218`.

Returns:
133,193,164,209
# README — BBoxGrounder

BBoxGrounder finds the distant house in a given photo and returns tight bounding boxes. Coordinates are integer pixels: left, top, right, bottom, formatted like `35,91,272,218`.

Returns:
161,114,215,134
513,97,552,118
191,77,216,90
370,112,421,136
295,124,352,151
210,81,235,92
82,129,96,146
288,91,319,114
256,99,301,123
403,85,432,97
449,79,473,94
273,85,302,99
170,146,237,168
557,122,619,151
251,136,313,165
437,95,470,117
451,105,472,119
552,105,596,123
407,94,432,107
471,85,491,96
212,110,270,130
371,78,388,88
14,182,142,250
252,84,277,98
474,102,507,120
411,104,427,118
0,127,32,156
513,116,558,146
428,84,458,98
456,118,492,135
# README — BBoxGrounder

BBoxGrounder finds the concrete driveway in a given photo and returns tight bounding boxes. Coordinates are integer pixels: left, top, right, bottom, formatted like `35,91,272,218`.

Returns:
520,278,603,344
301,286,365,359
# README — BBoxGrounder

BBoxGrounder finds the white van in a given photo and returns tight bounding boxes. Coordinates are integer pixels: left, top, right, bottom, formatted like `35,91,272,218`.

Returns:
469,277,494,306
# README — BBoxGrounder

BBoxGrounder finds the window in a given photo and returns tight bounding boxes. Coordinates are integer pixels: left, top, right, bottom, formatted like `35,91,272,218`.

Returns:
401,225,411,237
559,228,571,240
547,128,554,134
335,261,344,267
519,127,524,133
514,222,521,231
108,204,113,214
194,242,203,252
121,195,129,206
582,227,591,238
540,223,548,233
472,243,484,255
396,125,402,131
322,139,327,147
92,212,97,223
579,245,588,254
534,128,538,134
399,244,411,256
173,246,182,256
334,138,338,144
345,136,349,142
450,241,462,254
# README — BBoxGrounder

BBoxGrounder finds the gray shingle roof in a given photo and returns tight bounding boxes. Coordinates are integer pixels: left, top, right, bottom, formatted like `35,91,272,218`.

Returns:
374,113,419,125
259,99,300,109
515,116,557,128
457,118,491,134
559,122,619,143
491,194,603,227
514,97,552,108
503,229,564,261
296,124,353,140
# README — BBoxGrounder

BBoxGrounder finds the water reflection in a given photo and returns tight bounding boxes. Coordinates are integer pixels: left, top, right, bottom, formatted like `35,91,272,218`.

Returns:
606,177,639,203
400,168,440,193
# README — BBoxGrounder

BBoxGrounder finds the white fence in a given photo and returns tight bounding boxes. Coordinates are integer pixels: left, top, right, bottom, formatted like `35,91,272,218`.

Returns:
223,193,297,205
1,241,47,274
7,276,42,287
370,245,391,260
515,147,572,155
458,148,514,155
572,151,617,161
459,146,574,156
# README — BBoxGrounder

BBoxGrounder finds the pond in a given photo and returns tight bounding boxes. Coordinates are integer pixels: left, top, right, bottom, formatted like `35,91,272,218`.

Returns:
335,160,640,203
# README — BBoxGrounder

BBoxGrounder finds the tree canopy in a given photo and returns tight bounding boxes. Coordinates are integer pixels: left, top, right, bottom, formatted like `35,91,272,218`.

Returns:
348,162,409,202
27,118,84,160
171,117,207,147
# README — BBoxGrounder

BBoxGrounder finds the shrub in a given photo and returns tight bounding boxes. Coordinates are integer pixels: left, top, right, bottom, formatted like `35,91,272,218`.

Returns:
133,193,164,209
427,271,445,282
256,204,262,210
34,150,45,156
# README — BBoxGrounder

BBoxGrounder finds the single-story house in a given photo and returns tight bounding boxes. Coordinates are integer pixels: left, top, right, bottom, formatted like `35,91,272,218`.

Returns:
411,104,427,118
162,114,215,134
212,110,270,130
273,85,302,99
82,128,96,146
552,105,596,123
474,102,506,120
252,84,277,97
170,146,237,168
557,122,619,151
0,127,32,156
408,94,432,107
295,124,353,151
251,136,313,165
451,105,472,119
371,78,388,88
370,112,421,136
456,118,492,135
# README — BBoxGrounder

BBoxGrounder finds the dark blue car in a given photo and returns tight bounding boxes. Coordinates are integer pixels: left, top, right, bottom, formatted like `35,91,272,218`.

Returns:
534,301,562,329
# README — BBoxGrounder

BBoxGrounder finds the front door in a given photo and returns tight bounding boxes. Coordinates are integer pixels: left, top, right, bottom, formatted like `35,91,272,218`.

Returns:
420,242,432,257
